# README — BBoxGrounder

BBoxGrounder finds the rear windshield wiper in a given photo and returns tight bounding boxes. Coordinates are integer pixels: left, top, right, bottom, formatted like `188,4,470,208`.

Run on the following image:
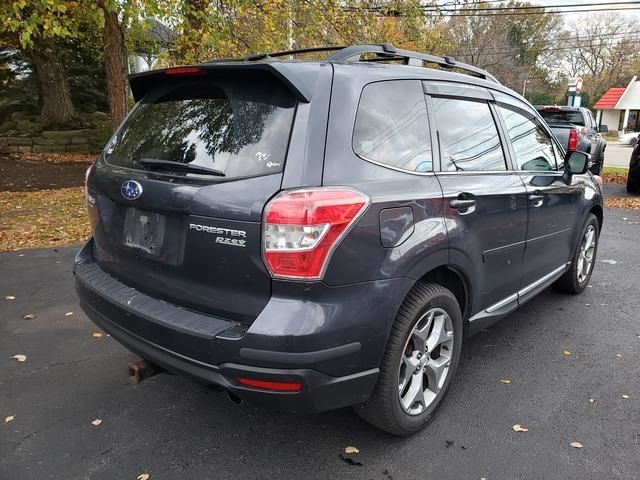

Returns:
138,158,225,177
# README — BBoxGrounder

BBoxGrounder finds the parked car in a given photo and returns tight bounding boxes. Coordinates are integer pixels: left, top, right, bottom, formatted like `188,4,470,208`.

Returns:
619,131,639,147
535,105,607,174
75,44,603,436
627,134,640,194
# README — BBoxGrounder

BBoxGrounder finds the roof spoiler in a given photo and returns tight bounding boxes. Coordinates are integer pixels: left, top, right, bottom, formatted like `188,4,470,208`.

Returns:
129,63,315,103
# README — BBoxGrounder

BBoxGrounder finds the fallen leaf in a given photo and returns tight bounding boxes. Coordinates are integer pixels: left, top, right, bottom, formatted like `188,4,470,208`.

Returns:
512,424,528,433
65,312,74,316
11,355,26,362
5,295,16,300
570,442,583,449
344,446,359,454
91,419,102,426
563,350,571,356
23,313,36,320
5,416,14,423
92,332,103,338
500,379,511,384
137,474,150,480
622,394,630,400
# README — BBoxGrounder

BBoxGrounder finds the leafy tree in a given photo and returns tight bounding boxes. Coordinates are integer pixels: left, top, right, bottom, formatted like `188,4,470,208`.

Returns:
0,0,94,126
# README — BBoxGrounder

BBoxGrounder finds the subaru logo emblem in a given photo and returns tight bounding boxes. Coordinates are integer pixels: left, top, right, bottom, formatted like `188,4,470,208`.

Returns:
121,180,143,200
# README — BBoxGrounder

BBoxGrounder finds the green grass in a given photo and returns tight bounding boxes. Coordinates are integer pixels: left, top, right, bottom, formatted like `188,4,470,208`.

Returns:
602,166,628,175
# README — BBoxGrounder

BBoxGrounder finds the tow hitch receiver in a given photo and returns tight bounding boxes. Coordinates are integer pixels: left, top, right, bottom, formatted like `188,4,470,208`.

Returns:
128,359,163,384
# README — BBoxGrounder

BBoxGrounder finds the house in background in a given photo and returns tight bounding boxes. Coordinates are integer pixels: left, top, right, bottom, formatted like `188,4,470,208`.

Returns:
129,19,176,74
594,76,640,133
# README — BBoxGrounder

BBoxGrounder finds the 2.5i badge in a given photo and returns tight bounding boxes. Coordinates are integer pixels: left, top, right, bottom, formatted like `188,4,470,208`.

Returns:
189,223,247,248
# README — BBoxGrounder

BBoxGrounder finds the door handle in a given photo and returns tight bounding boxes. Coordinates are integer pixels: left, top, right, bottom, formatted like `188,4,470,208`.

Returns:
529,194,544,207
450,198,477,215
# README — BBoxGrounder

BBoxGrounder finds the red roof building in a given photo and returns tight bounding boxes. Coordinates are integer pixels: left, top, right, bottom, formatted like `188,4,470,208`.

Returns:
593,87,626,110
594,77,640,133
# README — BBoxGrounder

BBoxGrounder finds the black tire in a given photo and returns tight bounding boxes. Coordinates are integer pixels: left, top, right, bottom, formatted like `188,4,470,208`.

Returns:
354,282,463,436
589,148,603,175
553,213,599,294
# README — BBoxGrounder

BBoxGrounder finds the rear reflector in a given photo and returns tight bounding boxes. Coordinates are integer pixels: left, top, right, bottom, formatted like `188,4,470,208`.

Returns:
262,188,369,280
164,66,202,76
544,106,562,111
237,377,302,392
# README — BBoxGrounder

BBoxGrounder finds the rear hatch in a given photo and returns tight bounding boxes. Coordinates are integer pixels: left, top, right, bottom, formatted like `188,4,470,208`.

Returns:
87,67,299,323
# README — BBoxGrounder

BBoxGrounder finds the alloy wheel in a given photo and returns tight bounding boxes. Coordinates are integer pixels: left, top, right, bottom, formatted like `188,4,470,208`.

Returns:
398,308,454,415
577,224,596,284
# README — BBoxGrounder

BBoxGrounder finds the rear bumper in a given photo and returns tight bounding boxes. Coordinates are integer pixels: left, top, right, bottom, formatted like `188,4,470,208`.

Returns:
75,239,412,412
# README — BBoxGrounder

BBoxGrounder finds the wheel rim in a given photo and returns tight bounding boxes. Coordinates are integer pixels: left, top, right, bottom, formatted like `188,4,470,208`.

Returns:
577,225,596,284
398,307,454,416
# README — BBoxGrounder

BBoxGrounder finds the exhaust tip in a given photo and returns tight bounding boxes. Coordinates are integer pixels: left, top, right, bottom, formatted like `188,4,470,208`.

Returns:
226,390,243,405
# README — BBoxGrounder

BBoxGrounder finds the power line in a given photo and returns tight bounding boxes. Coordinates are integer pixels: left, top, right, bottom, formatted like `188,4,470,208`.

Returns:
434,6,640,16
415,1,640,13
366,5,640,17
450,39,640,57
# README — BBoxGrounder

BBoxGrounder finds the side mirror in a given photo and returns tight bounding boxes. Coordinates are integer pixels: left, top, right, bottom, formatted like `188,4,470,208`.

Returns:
599,124,609,133
563,150,590,183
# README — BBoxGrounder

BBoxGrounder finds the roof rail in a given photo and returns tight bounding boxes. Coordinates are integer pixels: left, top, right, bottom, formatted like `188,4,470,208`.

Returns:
205,43,499,84
325,44,499,83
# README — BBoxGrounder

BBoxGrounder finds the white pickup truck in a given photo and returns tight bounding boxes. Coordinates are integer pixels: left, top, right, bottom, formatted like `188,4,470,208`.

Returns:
535,105,608,175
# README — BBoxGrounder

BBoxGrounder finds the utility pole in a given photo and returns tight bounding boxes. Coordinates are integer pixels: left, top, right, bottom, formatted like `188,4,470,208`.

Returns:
522,79,530,98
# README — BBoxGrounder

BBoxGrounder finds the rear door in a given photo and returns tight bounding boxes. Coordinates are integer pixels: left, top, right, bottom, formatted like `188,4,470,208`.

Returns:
494,92,581,289
426,82,529,314
87,69,303,323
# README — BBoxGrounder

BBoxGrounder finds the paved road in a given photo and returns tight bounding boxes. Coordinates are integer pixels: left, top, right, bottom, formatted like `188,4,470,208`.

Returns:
604,142,634,168
2,210,639,480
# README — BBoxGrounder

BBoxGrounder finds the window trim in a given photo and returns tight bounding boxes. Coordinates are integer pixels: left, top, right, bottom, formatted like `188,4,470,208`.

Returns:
351,79,435,176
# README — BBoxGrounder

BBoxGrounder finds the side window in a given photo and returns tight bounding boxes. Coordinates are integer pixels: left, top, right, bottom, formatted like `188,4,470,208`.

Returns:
498,105,557,171
353,80,432,173
432,97,506,171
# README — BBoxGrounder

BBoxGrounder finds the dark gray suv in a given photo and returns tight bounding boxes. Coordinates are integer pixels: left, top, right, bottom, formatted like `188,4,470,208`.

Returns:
75,44,603,436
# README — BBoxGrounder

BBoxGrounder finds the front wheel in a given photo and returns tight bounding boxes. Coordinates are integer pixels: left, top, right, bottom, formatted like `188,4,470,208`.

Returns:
554,213,599,294
354,283,463,436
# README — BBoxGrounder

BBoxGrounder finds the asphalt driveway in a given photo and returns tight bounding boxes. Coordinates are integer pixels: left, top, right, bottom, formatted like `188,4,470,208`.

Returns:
1,209,639,480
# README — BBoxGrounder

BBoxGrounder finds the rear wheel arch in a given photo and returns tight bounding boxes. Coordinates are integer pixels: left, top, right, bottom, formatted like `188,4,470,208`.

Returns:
417,265,470,321
590,204,603,233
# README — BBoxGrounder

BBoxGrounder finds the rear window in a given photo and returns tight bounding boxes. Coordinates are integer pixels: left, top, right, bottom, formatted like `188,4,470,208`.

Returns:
103,76,296,178
538,109,584,126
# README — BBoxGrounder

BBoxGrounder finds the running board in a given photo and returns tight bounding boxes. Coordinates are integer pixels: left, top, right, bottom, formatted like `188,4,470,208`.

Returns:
469,263,570,323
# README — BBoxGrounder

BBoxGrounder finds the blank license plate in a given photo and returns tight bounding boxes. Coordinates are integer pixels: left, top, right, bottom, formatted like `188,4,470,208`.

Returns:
122,207,167,255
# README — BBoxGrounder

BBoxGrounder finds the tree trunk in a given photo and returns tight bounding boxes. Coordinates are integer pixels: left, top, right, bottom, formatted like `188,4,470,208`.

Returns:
101,5,129,132
28,38,79,128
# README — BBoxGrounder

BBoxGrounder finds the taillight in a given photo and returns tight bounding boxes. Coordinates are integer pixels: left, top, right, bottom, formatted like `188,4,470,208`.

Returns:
262,188,369,280
568,130,578,151
84,164,94,204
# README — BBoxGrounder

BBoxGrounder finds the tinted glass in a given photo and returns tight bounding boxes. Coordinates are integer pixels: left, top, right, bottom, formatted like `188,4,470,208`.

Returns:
432,98,506,171
537,109,584,126
499,105,557,171
104,78,296,178
353,80,432,172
